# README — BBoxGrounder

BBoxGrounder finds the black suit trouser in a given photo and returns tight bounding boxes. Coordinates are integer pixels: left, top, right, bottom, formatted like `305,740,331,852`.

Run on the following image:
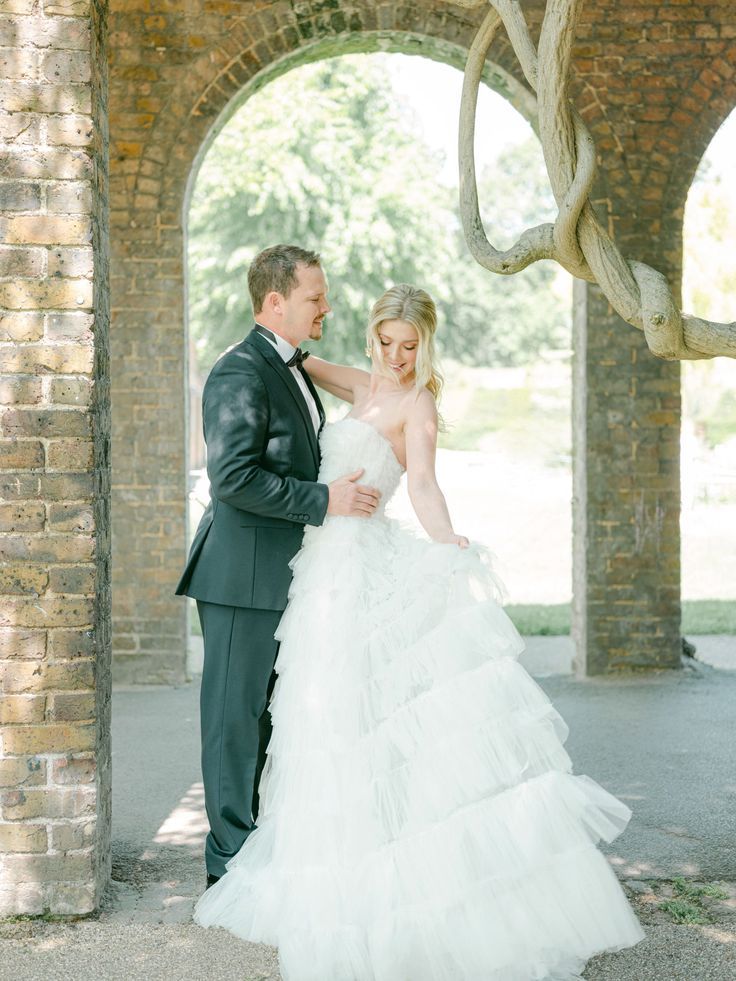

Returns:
196,601,281,878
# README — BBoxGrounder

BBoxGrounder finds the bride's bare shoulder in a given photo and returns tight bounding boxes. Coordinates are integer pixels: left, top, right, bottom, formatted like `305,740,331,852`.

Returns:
405,385,438,417
401,387,438,441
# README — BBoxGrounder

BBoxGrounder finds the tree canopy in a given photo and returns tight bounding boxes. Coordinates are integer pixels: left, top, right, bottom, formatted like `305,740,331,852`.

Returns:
187,54,570,376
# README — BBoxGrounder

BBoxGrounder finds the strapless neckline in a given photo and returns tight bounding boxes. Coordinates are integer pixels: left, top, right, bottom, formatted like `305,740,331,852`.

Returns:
336,416,406,473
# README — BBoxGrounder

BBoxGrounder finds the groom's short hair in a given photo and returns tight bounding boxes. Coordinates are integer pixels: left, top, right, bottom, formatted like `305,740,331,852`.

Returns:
248,244,322,314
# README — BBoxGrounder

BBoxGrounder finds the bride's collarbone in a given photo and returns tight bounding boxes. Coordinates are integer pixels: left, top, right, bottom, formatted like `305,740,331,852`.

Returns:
348,390,414,463
351,391,411,427
354,379,413,405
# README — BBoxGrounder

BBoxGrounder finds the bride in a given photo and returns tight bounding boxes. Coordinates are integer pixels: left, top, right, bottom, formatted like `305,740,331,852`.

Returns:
193,283,645,980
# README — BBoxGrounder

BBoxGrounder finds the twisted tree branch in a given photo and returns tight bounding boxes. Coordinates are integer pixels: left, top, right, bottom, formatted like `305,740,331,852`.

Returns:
459,0,736,359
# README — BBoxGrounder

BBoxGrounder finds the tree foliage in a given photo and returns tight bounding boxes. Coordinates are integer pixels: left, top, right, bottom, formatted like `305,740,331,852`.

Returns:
187,54,570,376
438,140,570,365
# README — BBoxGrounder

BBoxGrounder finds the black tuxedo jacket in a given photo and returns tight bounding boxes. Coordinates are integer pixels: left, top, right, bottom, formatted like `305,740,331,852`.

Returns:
175,328,329,610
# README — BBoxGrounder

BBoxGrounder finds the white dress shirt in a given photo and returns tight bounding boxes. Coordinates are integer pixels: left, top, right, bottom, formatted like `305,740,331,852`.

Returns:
256,324,321,435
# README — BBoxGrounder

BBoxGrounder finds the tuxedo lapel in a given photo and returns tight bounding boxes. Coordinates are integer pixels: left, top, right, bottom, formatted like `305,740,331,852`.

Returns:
245,329,321,468
299,364,326,433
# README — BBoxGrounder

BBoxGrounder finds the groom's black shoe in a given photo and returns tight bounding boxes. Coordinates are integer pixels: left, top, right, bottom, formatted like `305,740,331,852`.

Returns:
206,873,220,890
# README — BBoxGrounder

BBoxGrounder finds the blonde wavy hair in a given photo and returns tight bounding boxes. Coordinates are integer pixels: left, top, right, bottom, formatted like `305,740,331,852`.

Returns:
365,284,444,403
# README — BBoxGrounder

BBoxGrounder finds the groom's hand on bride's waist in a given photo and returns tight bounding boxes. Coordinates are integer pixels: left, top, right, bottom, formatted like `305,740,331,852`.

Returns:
327,468,381,518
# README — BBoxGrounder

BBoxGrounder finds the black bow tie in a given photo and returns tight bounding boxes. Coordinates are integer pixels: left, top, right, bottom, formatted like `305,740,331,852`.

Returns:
254,324,309,369
286,347,309,369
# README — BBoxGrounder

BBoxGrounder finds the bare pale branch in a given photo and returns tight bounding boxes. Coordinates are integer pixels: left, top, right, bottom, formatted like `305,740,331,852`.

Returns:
459,0,736,360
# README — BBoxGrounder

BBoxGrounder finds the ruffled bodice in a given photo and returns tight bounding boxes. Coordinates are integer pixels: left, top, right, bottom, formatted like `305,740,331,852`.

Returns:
317,416,405,514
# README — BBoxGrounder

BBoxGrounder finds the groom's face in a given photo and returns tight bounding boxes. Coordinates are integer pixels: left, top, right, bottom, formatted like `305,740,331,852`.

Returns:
279,263,331,346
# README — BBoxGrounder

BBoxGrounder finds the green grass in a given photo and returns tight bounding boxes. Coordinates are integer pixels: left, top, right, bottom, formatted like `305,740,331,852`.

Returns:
505,604,571,635
504,600,735,636
439,388,533,452
187,600,736,639
438,380,573,468
658,898,711,925
671,877,728,902
682,600,736,633
658,877,729,924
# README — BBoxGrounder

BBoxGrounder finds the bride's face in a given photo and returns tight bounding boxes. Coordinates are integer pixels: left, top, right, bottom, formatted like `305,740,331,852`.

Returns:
377,319,419,382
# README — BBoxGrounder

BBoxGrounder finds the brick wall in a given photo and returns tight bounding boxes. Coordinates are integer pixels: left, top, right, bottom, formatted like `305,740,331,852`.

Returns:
0,0,735,917
0,0,110,914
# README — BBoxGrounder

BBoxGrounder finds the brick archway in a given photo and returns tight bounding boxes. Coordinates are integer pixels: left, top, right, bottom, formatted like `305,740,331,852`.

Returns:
108,0,736,685
108,8,540,686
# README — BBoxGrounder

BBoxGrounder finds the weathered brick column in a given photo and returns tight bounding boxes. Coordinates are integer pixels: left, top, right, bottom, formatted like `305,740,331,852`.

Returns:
564,0,733,674
568,119,686,674
572,281,681,674
0,0,110,914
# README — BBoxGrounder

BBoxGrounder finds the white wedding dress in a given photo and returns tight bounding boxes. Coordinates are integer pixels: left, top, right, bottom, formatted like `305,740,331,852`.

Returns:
193,416,645,980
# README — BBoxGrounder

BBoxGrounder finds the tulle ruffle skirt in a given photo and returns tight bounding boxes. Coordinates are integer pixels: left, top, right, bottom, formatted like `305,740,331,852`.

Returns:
194,515,645,980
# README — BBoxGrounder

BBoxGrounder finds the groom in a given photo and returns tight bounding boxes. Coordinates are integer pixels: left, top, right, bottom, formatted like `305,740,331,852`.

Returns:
176,244,380,887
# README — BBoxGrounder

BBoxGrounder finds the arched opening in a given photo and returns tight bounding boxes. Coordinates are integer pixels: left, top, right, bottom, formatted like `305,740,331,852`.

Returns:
107,8,685,689
681,108,736,653
182,50,573,676
108,19,538,688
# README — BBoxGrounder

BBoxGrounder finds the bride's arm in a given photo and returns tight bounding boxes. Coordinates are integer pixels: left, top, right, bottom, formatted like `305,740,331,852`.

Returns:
405,390,468,547
303,355,370,404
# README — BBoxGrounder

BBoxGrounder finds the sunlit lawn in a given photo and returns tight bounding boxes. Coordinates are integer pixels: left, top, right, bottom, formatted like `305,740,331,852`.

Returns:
506,600,736,636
